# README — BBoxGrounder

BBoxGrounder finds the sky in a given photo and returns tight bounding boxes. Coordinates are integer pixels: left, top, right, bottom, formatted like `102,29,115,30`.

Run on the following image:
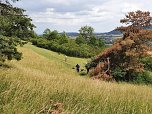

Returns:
12,0,152,34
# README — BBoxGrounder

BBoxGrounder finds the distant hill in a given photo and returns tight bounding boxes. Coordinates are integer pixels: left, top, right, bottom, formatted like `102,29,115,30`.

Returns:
104,26,152,35
66,32,78,37
146,25,152,30
66,30,122,37
103,29,122,35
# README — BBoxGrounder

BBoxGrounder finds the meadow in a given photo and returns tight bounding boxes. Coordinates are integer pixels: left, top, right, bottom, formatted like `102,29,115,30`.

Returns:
0,44,152,114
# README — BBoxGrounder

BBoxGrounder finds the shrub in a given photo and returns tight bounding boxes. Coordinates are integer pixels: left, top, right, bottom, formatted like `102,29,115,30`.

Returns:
141,57,152,71
132,71,152,84
111,67,127,81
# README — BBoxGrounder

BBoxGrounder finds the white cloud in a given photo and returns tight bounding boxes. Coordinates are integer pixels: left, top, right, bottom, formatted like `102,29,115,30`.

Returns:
12,0,152,33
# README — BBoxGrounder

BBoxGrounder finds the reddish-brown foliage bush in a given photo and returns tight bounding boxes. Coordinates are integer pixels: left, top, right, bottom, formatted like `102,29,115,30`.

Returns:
37,100,69,114
88,10,152,82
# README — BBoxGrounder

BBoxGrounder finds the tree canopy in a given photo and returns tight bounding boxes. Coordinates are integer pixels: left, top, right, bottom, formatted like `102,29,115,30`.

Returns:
76,25,104,47
0,35,22,63
0,0,34,63
79,25,95,41
0,0,35,38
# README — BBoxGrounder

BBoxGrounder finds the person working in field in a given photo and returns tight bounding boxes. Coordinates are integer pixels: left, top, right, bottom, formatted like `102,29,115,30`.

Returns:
76,64,80,72
85,63,90,74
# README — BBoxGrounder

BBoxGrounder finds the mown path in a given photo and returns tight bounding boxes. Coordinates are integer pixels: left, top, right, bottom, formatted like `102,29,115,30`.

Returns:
24,44,88,72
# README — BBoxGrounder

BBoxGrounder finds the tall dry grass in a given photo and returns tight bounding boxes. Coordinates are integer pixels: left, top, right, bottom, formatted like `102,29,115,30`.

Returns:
0,44,152,114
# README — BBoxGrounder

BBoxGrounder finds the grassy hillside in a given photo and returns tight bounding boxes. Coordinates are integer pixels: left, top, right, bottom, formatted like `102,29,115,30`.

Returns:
0,44,152,114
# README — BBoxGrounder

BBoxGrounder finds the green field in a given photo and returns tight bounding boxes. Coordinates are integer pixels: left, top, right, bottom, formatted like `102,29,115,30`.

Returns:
0,44,152,114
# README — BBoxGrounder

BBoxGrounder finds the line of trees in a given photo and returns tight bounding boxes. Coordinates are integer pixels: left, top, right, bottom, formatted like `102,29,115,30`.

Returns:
31,26,105,58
